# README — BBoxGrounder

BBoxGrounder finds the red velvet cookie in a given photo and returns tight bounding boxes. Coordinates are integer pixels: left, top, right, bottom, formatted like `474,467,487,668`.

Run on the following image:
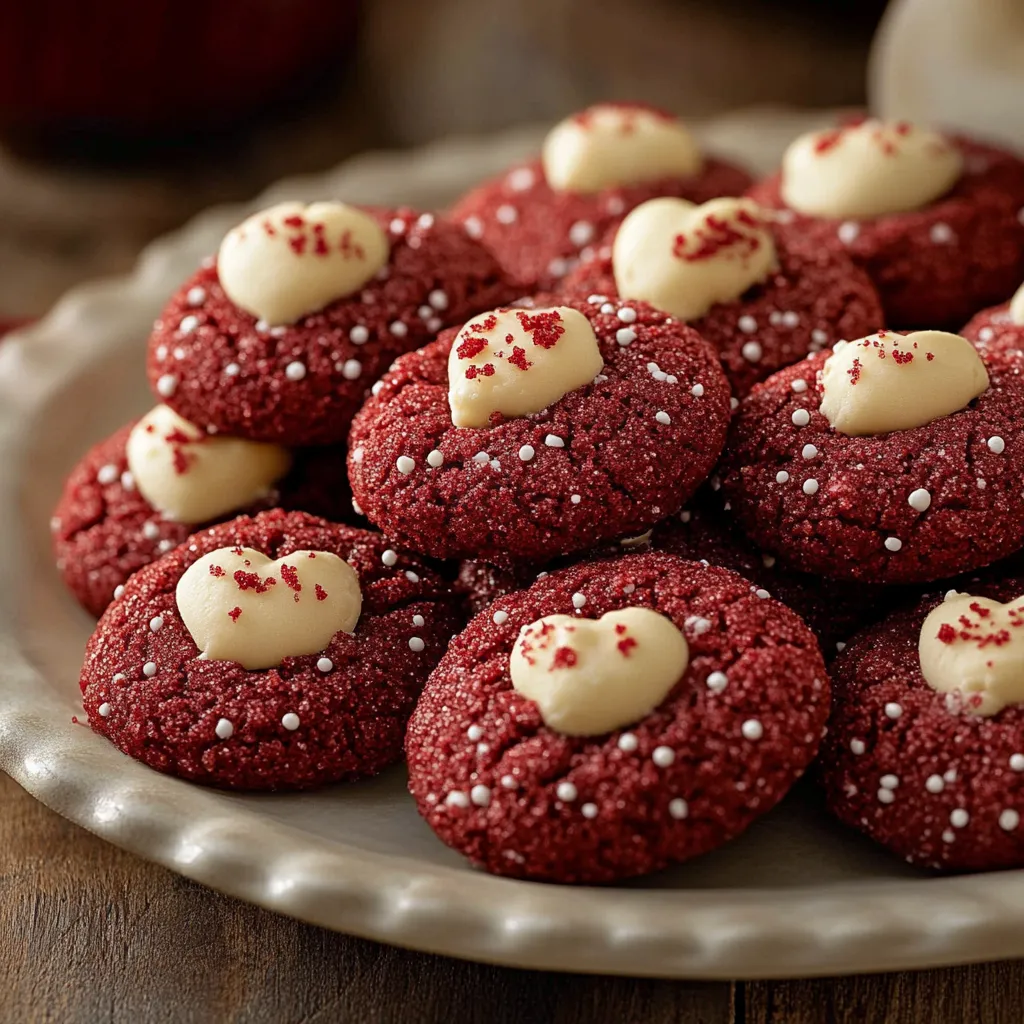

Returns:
52,417,354,617
748,122,1024,329
563,211,883,398
651,496,897,653
820,577,1024,871
405,551,829,883
962,290,1024,362
347,297,731,565
80,510,461,791
720,333,1024,584
146,205,513,447
450,103,751,293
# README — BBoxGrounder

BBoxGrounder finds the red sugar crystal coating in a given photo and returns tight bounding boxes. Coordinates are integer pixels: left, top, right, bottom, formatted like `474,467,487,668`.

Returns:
564,220,883,398
820,576,1024,871
962,298,1024,362
80,510,461,791
347,296,731,566
147,208,514,446
651,494,901,652
747,134,1024,329
450,156,752,294
720,347,1024,585
52,422,356,617
406,552,829,883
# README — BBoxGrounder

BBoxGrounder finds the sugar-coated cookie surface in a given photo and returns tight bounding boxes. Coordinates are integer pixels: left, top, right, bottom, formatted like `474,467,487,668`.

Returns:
749,131,1024,329
146,208,513,446
347,297,731,565
52,423,353,617
720,344,1024,584
652,496,898,652
564,214,883,397
80,510,461,790
405,552,829,883
821,577,1024,871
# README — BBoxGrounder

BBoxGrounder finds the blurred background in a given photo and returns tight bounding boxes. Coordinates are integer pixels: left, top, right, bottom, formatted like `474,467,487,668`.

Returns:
0,0,890,323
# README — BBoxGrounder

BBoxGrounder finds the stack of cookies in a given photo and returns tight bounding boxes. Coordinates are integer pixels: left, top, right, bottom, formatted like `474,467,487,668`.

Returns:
54,104,1024,882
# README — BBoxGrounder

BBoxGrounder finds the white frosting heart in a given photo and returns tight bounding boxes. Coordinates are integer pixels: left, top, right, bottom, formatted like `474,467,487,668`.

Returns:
447,306,603,428
1009,281,1024,325
819,330,989,436
920,592,1024,716
781,119,963,219
542,103,702,194
612,197,777,321
176,546,361,670
217,201,389,326
509,607,688,736
126,406,292,523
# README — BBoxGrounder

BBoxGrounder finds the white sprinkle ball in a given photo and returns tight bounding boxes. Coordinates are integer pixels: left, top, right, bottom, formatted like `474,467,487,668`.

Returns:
350,325,369,344
470,785,491,807
925,774,945,794
802,478,819,495
156,374,178,397
655,411,671,425
706,671,728,693
884,537,903,552
282,713,300,731
668,798,689,820
557,782,578,802
518,444,536,462
98,703,111,718
801,444,818,459
317,657,334,673
143,662,157,677
738,315,757,334
741,719,764,741
382,549,398,567
617,307,637,324
215,718,233,739
285,361,307,381
1011,753,1024,772
791,409,810,427
950,808,969,828
618,733,639,752
149,615,164,633
616,328,636,346
396,456,415,474
409,637,426,653
405,570,420,583
571,592,586,610
691,384,704,397
1000,809,1020,831
989,436,1006,454
741,341,763,362
493,610,509,625
908,488,932,511
652,745,675,767
776,470,790,484
884,702,903,719
850,739,866,755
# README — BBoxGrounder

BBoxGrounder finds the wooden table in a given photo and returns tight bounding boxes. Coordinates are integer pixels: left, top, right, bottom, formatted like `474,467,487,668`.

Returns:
3,772,1021,1023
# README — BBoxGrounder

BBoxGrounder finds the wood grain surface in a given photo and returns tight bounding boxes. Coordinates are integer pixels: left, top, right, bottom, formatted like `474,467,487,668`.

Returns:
3,771,1023,1023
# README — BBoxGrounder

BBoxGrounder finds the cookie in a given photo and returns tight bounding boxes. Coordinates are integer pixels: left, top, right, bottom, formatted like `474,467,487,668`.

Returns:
721,330,1024,584
347,297,731,565
820,577,1024,871
962,280,1024,361
450,103,752,293
651,495,897,653
52,408,355,617
80,509,461,791
405,551,829,883
747,119,1024,328
562,196,883,398
146,202,513,446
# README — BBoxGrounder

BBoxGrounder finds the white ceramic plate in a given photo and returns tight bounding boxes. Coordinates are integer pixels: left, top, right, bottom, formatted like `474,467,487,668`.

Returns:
4,108,1024,980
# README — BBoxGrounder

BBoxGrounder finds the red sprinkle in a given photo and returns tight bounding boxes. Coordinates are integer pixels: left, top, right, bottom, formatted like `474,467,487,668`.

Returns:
551,646,578,669
228,606,242,622
516,310,565,350
233,570,276,593
280,564,301,592
209,565,225,577
315,584,328,601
